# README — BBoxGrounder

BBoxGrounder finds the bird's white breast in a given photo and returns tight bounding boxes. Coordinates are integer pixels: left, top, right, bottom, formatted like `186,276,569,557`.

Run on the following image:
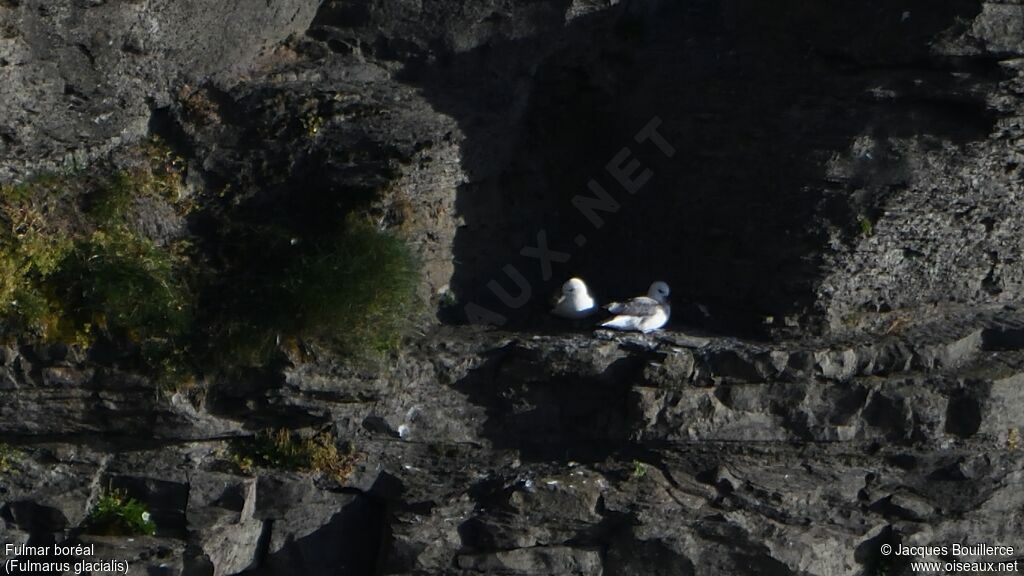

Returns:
553,292,596,319
639,305,669,332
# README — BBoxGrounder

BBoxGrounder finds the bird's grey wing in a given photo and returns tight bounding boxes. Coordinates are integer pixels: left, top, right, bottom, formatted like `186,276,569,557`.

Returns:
608,296,660,316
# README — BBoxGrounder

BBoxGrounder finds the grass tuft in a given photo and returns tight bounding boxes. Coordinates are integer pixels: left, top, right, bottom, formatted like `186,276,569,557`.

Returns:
205,217,420,365
230,429,359,483
286,219,419,355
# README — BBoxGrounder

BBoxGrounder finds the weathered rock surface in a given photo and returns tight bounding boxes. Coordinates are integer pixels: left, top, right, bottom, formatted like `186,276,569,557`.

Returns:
4,314,1024,574
0,0,321,179
3,0,1024,575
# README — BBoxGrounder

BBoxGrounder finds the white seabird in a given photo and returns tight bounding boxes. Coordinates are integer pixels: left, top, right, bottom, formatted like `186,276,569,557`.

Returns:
551,277,598,319
600,281,671,333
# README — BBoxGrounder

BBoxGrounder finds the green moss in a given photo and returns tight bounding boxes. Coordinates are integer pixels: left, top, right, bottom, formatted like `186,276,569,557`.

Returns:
230,429,358,483
83,489,156,536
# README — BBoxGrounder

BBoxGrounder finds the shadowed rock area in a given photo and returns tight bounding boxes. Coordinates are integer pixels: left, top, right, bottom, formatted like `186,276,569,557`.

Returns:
2,0,1024,575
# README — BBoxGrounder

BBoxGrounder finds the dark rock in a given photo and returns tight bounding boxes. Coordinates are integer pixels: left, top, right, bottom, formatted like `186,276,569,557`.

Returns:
457,546,603,575
3,1,1024,575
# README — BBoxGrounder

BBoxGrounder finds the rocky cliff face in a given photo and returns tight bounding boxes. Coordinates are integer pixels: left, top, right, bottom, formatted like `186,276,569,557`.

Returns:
2,1,1024,575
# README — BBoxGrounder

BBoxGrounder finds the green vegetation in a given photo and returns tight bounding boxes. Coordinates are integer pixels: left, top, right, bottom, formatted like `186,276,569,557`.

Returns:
631,460,648,480
0,135,421,380
0,144,198,387
83,489,157,536
204,216,419,366
286,220,418,353
54,231,192,340
0,175,76,338
0,443,20,474
0,141,193,345
230,429,359,483
858,215,874,237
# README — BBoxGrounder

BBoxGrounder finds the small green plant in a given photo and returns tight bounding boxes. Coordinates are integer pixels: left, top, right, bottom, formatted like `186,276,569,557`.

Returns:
142,340,199,392
631,460,648,480
230,429,359,483
229,452,256,475
301,110,325,136
1009,428,1020,451
858,215,874,237
0,443,20,474
83,489,156,536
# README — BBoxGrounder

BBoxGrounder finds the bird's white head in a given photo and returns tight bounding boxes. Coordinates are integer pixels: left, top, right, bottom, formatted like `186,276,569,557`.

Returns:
563,277,589,296
648,281,670,302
